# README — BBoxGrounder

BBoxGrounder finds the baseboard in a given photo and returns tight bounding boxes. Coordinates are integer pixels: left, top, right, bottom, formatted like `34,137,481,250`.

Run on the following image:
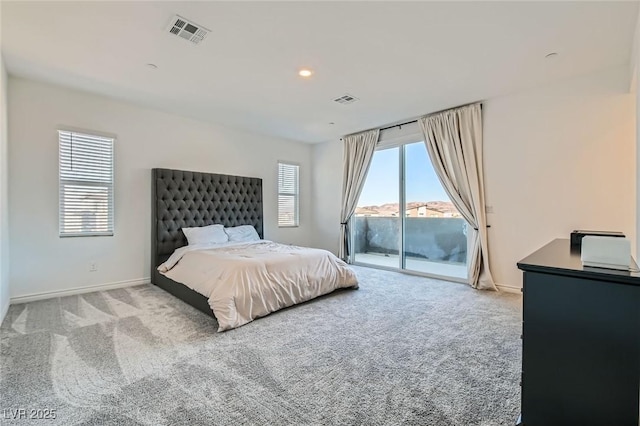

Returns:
496,283,522,294
10,277,150,304
0,297,9,324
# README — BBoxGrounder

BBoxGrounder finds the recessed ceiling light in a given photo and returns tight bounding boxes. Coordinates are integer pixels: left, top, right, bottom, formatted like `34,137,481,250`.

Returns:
545,52,558,59
298,69,313,78
146,63,158,69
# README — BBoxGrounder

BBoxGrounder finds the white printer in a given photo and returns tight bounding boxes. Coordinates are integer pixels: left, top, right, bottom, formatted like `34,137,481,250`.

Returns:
580,235,631,271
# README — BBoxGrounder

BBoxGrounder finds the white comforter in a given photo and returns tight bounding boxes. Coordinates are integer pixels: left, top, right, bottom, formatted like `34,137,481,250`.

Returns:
158,240,358,331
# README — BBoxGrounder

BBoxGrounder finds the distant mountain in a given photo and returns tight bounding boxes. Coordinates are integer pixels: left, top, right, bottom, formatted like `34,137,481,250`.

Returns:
356,201,460,217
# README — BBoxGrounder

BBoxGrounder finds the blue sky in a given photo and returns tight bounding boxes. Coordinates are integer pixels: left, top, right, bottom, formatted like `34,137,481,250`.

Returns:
358,142,450,206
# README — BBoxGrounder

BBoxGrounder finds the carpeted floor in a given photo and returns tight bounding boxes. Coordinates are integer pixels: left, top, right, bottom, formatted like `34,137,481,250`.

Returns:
0,266,522,426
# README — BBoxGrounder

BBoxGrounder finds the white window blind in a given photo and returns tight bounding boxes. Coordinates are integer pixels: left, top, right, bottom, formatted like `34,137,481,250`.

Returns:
59,130,114,237
278,162,299,227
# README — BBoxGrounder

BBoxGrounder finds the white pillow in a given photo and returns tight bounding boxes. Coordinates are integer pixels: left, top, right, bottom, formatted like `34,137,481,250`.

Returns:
225,225,260,242
182,224,229,245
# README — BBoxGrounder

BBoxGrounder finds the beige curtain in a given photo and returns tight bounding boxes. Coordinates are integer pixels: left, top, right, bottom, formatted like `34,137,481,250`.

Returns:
339,129,380,262
418,104,496,290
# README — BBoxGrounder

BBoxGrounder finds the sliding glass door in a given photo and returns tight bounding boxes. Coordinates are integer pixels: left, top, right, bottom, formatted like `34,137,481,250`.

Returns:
402,142,467,279
353,141,467,280
353,147,401,269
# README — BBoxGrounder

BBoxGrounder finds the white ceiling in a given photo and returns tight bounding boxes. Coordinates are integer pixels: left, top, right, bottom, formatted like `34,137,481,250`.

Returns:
2,1,638,143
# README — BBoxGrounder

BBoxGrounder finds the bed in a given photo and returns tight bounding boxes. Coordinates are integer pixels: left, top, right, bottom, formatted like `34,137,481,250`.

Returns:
151,168,358,331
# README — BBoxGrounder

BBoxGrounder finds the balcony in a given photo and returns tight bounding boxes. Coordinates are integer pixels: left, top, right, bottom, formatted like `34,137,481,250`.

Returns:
353,216,468,280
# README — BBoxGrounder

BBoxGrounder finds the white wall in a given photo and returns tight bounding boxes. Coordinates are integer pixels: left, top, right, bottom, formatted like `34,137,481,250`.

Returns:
636,62,640,264
8,77,313,299
632,7,640,260
484,66,634,289
0,57,9,319
312,66,635,290
312,140,343,255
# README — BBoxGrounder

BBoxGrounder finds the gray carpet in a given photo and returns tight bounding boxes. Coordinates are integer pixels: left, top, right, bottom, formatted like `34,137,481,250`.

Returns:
0,266,522,425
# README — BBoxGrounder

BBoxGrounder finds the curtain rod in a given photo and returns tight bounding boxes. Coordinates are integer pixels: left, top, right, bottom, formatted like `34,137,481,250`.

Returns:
340,101,482,140
379,119,418,132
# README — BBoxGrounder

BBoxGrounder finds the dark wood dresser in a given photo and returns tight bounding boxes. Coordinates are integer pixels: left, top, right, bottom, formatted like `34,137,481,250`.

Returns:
517,239,640,426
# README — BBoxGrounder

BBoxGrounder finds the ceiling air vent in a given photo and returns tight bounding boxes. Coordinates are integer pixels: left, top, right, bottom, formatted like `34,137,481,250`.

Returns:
333,94,359,105
166,15,210,45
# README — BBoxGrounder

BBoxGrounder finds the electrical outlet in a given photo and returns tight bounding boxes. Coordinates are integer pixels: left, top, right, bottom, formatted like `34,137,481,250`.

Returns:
485,205,494,214
89,262,98,272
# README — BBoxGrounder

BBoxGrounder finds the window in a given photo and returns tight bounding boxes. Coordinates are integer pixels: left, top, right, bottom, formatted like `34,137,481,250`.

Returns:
59,130,114,237
353,139,467,281
278,162,299,227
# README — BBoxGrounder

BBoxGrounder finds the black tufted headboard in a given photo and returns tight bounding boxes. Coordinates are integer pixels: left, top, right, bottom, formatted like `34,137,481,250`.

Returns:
151,168,263,273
